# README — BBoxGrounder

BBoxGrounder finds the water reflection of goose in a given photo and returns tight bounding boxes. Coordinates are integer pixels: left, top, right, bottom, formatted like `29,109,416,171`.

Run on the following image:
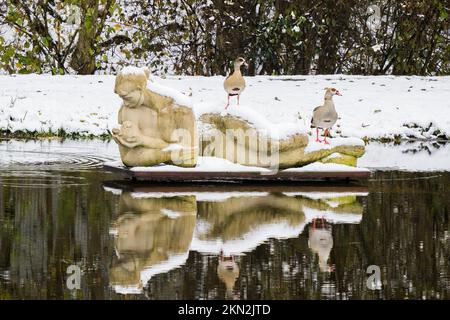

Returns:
309,218,334,273
217,251,240,300
191,192,363,256
104,187,366,295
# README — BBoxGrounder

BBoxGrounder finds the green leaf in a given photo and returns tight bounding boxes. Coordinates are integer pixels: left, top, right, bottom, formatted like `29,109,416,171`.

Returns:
42,37,50,48
85,15,93,30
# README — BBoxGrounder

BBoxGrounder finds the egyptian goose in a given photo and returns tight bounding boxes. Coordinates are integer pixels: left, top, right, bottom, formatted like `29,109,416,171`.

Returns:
311,87,342,144
223,57,248,109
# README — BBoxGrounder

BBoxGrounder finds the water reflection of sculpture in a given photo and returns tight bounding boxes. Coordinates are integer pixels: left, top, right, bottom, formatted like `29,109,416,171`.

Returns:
107,189,366,296
109,192,197,294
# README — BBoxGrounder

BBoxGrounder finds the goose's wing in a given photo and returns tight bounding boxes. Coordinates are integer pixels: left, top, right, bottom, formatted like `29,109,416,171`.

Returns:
224,71,235,85
311,105,323,127
312,105,322,118
225,69,234,81
224,73,245,94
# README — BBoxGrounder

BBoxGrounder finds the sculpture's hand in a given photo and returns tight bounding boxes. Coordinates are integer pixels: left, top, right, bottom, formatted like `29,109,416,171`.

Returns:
177,146,198,160
111,129,124,146
122,135,143,148
112,132,143,149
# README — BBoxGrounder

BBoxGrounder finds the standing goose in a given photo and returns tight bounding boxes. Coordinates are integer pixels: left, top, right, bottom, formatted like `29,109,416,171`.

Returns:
224,57,248,109
311,87,342,144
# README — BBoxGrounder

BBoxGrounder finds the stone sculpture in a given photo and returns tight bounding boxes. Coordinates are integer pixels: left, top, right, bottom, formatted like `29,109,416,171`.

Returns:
112,66,365,170
112,66,198,167
199,112,365,169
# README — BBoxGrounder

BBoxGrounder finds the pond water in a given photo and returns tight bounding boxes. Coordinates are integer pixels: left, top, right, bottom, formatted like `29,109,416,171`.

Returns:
0,139,448,300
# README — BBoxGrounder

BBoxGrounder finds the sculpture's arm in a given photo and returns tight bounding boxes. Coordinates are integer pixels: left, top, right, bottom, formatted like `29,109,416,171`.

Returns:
118,105,123,124
112,131,169,150
139,135,169,149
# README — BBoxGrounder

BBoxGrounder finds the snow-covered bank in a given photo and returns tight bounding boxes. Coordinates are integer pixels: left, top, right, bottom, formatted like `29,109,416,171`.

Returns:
1,74,449,140
359,141,450,171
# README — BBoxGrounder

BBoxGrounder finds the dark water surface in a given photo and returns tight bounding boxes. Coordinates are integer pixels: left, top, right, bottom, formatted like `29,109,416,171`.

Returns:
0,140,449,300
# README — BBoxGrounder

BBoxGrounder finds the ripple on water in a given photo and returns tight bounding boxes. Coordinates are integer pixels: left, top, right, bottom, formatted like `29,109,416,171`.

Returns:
0,143,117,187
0,149,116,172
0,170,88,188
368,174,442,181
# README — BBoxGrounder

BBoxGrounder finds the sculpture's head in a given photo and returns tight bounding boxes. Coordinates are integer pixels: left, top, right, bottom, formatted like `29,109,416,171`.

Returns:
114,66,151,107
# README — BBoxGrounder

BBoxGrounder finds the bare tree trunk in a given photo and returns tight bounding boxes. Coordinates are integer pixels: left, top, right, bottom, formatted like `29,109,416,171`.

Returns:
70,1,100,74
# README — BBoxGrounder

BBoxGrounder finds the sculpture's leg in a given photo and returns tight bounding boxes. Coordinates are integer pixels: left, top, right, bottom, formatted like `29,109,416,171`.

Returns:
315,128,322,143
165,146,198,167
323,129,330,145
225,95,230,109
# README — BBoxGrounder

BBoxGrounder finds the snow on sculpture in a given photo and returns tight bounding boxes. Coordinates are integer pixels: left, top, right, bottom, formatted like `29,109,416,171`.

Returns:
198,108,366,169
112,66,365,170
112,66,198,167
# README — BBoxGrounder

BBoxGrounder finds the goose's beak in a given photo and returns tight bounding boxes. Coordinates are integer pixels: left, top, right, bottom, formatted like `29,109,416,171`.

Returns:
336,91,342,96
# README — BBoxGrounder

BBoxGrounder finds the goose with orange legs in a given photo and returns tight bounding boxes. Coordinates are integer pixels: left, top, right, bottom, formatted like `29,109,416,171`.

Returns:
224,57,248,109
311,87,342,144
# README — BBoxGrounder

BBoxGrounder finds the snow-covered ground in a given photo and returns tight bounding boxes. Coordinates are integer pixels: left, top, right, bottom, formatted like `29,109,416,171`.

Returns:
1,74,449,140
358,141,450,171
